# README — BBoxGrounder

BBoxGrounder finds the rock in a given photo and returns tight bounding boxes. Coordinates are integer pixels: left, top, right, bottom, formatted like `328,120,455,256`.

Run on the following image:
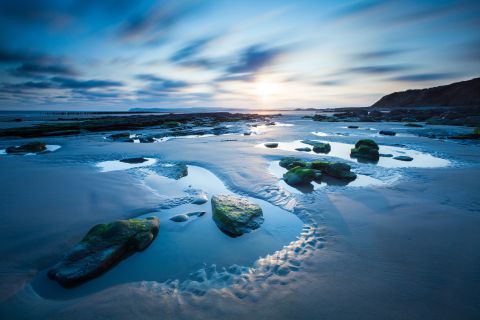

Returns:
379,153,393,157
404,123,423,127
264,142,279,148
279,157,307,170
309,161,332,171
211,195,264,236
324,163,357,181
170,214,189,222
243,132,252,136
312,143,331,153
394,156,413,161
348,125,359,129
301,140,331,153
283,167,316,185
48,217,159,287
191,192,208,204
310,161,356,181
355,139,379,150
350,139,380,161
295,147,311,152
138,136,155,143
153,163,188,180
108,132,133,142
5,141,47,154
379,130,396,136
120,157,148,164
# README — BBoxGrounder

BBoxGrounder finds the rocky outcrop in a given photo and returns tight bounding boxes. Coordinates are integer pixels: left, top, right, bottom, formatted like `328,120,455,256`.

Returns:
48,217,159,287
211,195,264,236
372,77,480,108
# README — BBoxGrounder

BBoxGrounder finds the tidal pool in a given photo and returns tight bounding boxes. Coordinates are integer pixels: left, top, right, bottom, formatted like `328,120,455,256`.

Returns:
258,140,450,168
32,165,304,299
96,158,157,172
0,144,61,155
268,161,385,193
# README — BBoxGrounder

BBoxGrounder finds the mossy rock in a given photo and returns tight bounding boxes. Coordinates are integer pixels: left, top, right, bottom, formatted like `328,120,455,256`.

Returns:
351,139,379,161
283,166,316,185
211,195,264,237
324,163,357,181
279,157,307,170
5,141,46,154
312,142,331,153
475,128,480,135
309,161,332,171
48,217,159,287
301,140,331,154
355,139,379,150
350,145,380,160
108,132,134,142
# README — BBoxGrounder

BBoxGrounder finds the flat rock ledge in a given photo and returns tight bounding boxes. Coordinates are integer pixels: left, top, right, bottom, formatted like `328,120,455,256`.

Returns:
211,195,264,237
48,217,159,288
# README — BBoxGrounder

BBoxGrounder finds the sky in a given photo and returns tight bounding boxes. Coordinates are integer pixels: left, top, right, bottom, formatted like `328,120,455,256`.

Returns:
0,0,479,111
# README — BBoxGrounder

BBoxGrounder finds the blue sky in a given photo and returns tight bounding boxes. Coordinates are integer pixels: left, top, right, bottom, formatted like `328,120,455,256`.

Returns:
0,0,479,110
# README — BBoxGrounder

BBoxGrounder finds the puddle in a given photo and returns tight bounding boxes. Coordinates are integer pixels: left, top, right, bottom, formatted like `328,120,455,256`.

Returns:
96,158,157,172
268,161,385,193
0,144,61,155
257,140,449,168
249,122,294,135
32,165,304,299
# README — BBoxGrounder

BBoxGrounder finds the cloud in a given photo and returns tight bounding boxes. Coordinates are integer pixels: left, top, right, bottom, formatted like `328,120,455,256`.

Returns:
390,73,457,82
227,45,283,74
170,36,216,63
51,77,123,89
354,49,406,60
316,79,345,86
9,62,77,77
331,0,387,19
135,74,190,91
346,64,411,74
118,2,203,45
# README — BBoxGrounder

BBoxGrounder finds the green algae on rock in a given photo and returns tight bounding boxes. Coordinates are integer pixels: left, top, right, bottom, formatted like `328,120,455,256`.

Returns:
48,217,159,288
301,140,331,153
279,157,307,170
283,166,316,185
211,195,264,237
350,139,380,161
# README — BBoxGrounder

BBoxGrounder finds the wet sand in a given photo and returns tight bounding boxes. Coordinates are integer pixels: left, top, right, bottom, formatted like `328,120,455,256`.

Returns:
0,115,479,319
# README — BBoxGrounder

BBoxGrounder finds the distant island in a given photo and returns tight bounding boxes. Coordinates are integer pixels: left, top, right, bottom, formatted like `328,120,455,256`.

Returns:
371,77,480,108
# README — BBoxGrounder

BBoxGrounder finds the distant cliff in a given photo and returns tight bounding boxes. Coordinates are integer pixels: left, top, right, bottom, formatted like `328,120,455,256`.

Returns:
371,77,480,108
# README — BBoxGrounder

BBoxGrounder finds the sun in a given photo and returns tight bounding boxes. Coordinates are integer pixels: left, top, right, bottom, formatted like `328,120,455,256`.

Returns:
255,81,279,101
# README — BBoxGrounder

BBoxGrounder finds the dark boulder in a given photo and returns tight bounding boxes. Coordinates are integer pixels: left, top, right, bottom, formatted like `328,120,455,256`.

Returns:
48,217,159,287
120,157,148,164
379,130,396,136
5,141,47,154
